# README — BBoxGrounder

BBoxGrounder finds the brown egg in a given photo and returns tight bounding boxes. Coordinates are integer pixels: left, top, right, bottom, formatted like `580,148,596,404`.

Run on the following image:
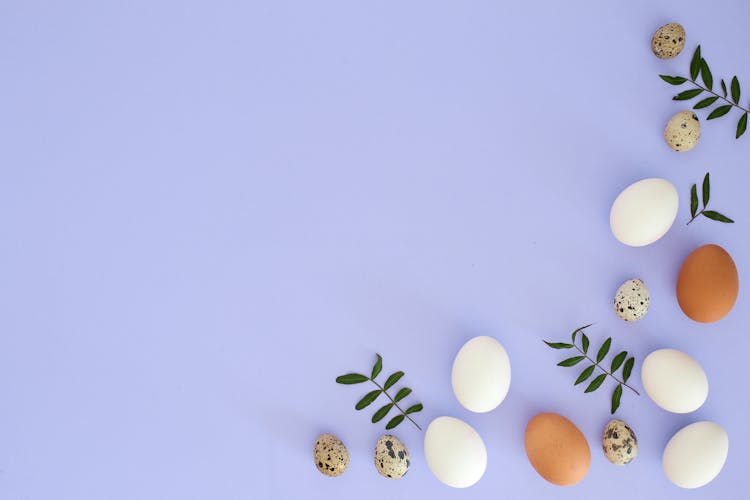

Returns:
677,244,739,323
524,413,591,486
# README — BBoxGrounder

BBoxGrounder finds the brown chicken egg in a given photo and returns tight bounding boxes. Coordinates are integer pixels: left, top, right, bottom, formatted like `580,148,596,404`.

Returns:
524,413,591,486
676,244,738,323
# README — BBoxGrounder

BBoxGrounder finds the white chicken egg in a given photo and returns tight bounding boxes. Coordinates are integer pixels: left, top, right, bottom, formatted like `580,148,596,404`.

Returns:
609,178,678,247
641,349,708,413
663,421,728,488
452,336,511,412
424,416,487,488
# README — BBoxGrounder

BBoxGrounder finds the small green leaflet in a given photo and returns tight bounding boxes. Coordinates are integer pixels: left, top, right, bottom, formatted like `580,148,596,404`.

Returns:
372,403,393,423
355,389,382,410
585,373,607,393
394,387,412,402
690,184,699,218
673,88,702,101
690,45,702,80
610,351,627,372
693,96,718,109
721,79,728,98
702,173,710,206
703,211,734,223
383,371,404,390
622,357,635,383
700,59,713,90
405,403,423,414
544,341,574,349
558,356,585,367
596,338,612,363
659,75,688,85
574,365,596,385
738,113,748,139
336,373,369,384
611,384,623,414
581,334,589,354
570,324,592,344
731,76,741,104
371,354,382,379
707,105,733,120
385,415,405,430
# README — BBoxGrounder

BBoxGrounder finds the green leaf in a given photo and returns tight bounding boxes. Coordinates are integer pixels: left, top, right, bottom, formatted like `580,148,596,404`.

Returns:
405,403,423,414
702,173,710,207
585,373,607,393
707,105,733,120
385,414,405,430
372,403,393,423
611,384,623,414
581,333,589,354
394,387,412,402
689,45,701,80
703,210,734,223
574,365,596,385
383,371,404,390
673,88,703,101
371,354,382,379
737,113,748,139
622,357,635,383
731,76,741,104
690,184,698,218
596,338,612,363
355,389,382,410
558,356,586,367
610,351,627,372
700,59,713,90
721,79,728,98
336,373,369,384
570,324,592,344
544,341,574,349
659,75,688,85
693,96,719,109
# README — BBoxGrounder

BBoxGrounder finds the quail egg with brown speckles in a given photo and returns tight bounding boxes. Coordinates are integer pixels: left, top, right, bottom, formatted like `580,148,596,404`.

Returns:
614,278,650,322
602,419,638,465
313,433,349,477
374,435,410,479
665,110,700,152
651,23,686,59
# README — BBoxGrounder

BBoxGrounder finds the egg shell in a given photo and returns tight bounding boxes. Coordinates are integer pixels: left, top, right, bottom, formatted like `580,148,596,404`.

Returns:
663,421,729,488
313,433,349,477
602,419,638,465
609,178,678,247
614,278,650,322
651,23,686,59
641,348,708,413
524,413,591,486
677,244,739,323
451,336,511,413
374,435,410,479
424,416,487,488
664,111,700,152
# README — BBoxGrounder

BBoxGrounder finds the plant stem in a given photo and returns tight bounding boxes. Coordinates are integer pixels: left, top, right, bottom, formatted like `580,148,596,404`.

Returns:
572,345,641,396
687,209,705,225
370,379,422,431
687,78,750,114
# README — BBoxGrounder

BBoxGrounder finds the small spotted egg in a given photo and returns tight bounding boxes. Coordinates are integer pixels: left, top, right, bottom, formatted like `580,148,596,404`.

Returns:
374,434,410,479
313,433,349,477
651,23,686,59
614,278,650,322
664,111,700,152
602,419,638,465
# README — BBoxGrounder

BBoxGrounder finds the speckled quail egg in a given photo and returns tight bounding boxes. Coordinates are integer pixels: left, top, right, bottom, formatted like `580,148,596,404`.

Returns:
665,111,700,152
614,278,650,322
651,23,686,59
602,419,638,465
313,433,349,477
374,435,410,479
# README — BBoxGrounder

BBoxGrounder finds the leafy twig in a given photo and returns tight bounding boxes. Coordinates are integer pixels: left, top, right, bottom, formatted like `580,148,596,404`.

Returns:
660,45,749,139
544,324,639,414
688,172,734,225
336,354,423,430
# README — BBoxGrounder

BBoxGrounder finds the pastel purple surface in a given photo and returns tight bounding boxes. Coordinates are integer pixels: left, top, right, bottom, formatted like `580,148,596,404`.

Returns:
1,1,749,499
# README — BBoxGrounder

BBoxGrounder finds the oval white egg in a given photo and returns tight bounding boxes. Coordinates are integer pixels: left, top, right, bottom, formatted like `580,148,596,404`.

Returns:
663,421,728,488
452,336,511,412
424,416,487,488
641,349,708,413
609,178,678,247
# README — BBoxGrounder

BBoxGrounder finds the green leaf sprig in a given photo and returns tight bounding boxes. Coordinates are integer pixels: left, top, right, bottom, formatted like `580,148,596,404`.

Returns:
544,324,639,414
688,172,734,225
336,354,423,430
660,45,749,139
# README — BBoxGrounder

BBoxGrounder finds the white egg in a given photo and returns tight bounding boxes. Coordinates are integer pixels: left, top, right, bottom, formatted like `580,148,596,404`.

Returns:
663,421,728,489
641,349,708,413
424,416,487,488
451,336,511,412
609,178,678,247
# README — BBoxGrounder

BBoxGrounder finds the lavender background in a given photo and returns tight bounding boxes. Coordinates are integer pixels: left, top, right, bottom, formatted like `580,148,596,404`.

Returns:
2,1,749,499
